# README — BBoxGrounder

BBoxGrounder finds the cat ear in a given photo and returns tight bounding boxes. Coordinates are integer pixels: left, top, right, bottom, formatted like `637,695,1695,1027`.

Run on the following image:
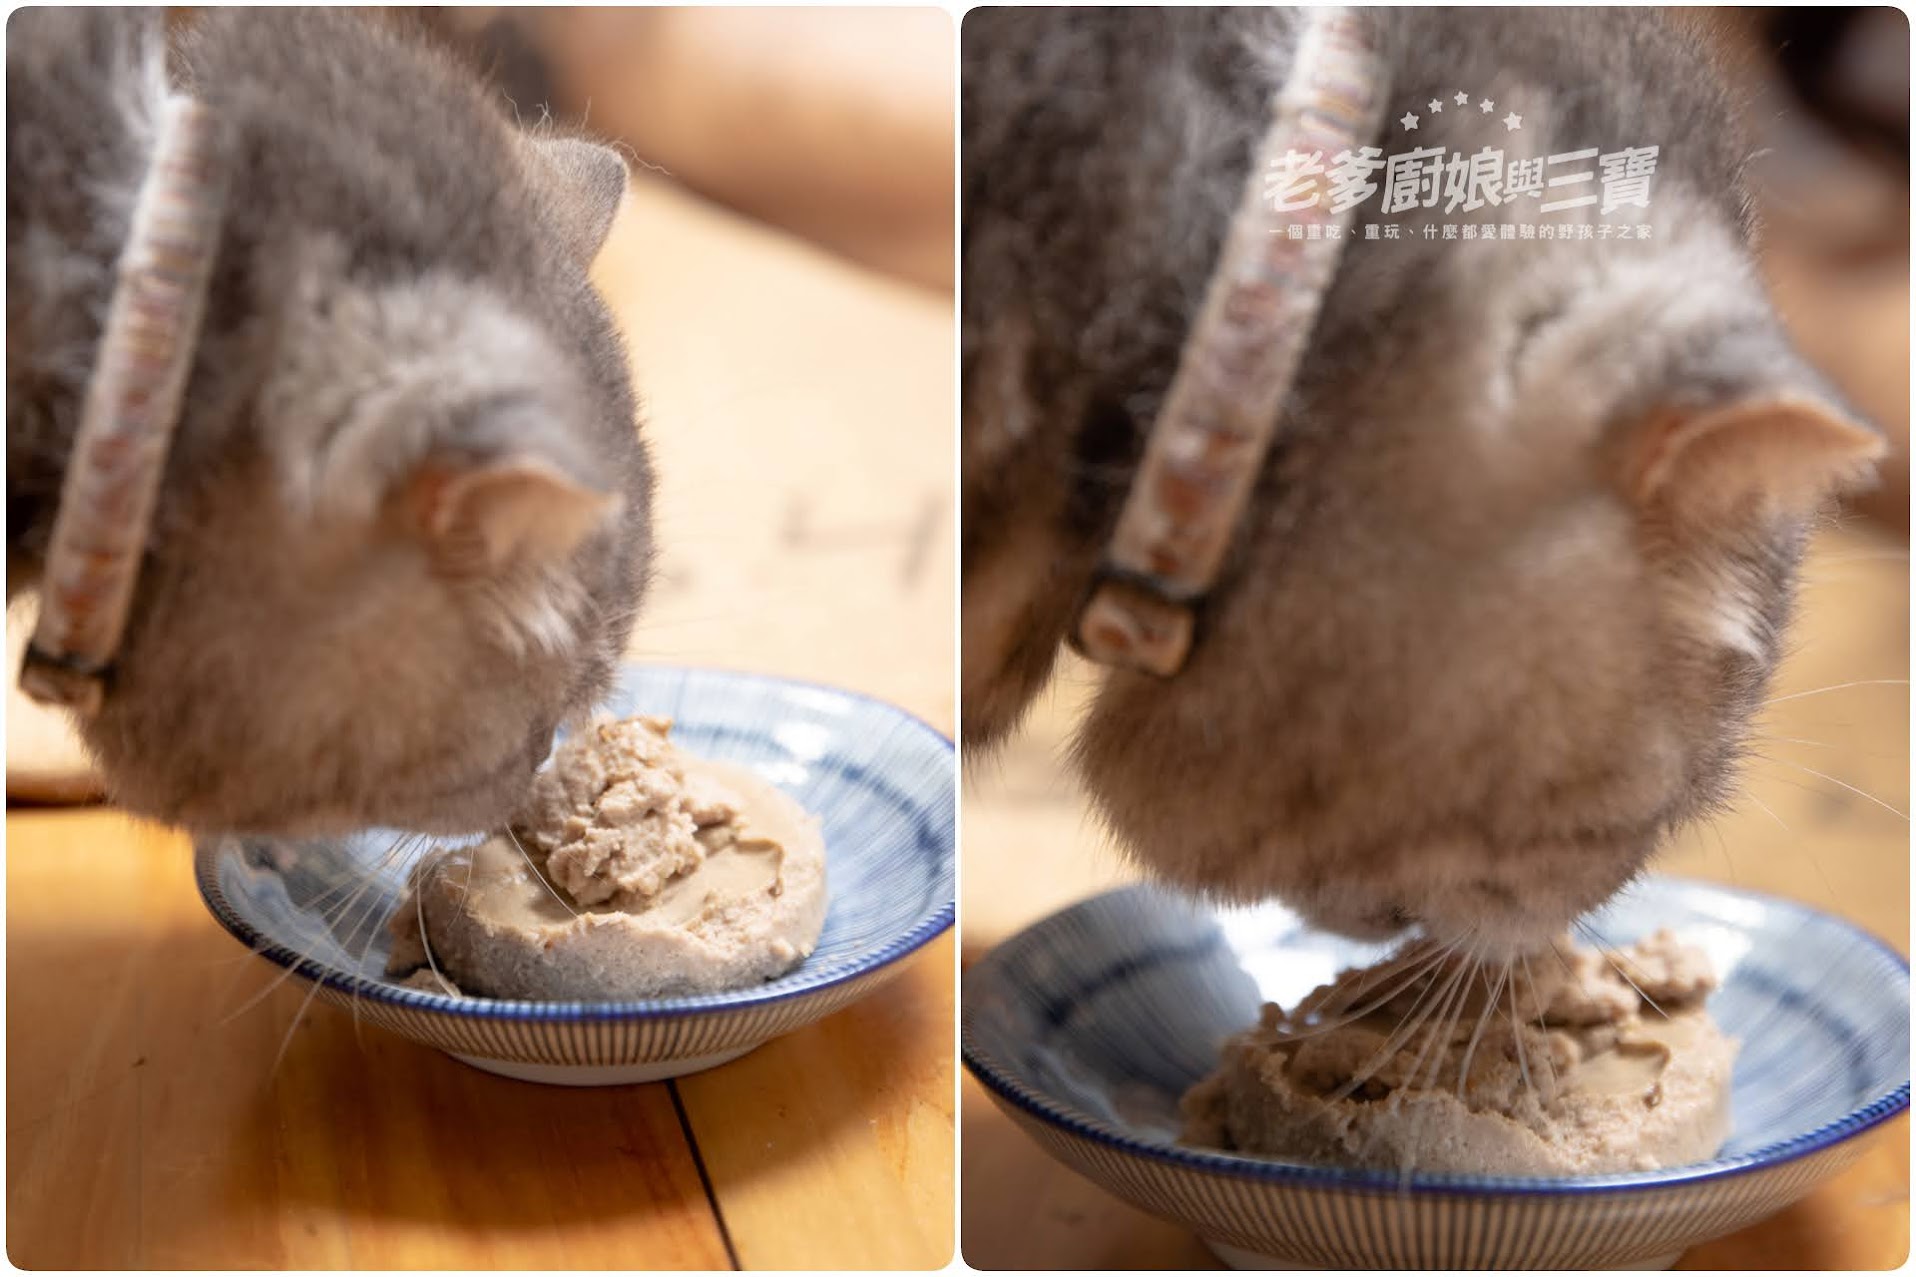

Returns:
1627,394,1883,519
406,457,622,573
523,136,628,266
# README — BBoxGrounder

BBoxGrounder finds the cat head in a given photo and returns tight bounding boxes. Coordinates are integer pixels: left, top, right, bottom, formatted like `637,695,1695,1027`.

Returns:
73,12,652,837
960,8,1884,956
1070,196,1881,956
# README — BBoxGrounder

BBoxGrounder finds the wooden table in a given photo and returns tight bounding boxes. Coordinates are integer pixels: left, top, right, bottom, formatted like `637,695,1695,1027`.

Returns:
960,524,1910,1270
6,811,952,1269
8,171,956,1269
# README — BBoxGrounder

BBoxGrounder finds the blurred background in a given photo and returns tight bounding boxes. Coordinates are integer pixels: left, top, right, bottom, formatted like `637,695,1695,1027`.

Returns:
958,6,1909,1269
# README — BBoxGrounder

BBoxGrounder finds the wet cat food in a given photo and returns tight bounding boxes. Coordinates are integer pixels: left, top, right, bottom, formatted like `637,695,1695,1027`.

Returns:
386,716,827,999
1180,930,1736,1175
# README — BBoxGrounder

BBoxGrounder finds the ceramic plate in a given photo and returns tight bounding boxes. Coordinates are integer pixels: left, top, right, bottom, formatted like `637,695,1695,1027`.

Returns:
200,665,954,1086
964,876,1908,1268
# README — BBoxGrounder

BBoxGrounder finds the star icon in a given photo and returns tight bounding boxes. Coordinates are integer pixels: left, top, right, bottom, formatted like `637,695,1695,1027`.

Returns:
1400,111,1419,130
1427,97,1443,113
1479,98,1495,113
1503,111,1523,131
1453,90,1470,106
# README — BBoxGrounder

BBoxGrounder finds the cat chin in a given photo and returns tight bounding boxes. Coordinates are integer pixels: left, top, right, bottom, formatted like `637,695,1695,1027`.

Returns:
1283,849,1647,963
1122,827,1645,962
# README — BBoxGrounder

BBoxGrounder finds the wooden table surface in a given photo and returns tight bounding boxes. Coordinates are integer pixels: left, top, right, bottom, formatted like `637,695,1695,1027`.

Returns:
8,171,956,1270
961,520,1910,1271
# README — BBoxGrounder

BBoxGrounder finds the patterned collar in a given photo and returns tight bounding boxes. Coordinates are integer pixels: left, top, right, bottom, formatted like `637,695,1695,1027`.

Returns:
21,96,228,714
1070,9,1387,677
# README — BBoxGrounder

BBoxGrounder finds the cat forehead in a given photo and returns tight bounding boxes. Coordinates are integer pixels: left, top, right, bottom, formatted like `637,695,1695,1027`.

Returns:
260,268,584,519
272,261,566,387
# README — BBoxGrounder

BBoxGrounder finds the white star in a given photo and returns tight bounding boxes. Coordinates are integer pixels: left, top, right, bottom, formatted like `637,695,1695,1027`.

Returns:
1503,111,1523,131
1427,98,1443,113
1454,91,1470,106
1479,98,1495,113
1400,111,1419,130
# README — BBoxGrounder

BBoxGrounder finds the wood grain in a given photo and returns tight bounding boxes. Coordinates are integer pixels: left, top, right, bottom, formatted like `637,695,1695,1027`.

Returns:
6,810,731,1270
677,937,957,1270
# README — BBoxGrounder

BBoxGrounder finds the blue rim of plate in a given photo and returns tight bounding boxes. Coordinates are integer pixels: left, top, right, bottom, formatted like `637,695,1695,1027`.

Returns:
196,668,955,1023
962,876,1910,1197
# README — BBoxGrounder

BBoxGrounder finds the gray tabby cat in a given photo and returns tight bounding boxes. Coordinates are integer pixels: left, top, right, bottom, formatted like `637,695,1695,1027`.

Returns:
962,8,1884,955
7,8,651,836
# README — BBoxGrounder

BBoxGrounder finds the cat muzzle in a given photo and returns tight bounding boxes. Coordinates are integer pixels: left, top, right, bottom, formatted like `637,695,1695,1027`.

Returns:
1068,7,1387,678
20,95,228,715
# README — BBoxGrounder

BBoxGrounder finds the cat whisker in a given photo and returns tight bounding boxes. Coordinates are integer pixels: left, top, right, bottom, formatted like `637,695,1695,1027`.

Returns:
1318,937,1444,1002
263,856,403,1072
1752,733,1843,752
460,840,479,901
1706,818,1741,887
271,959,329,1079
1504,963,1535,1101
1326,930,1476,1105
304,829,412,924
1379,945,1480,1186
1751,757,1908,821
235,831,421,1052
326,835,423,1052
217,944,312,1028
1332,937,1477,1178
1412,945,1490,1180
1276,940,1451,1041
312,831,420,934
1415,942,1479,1095
1741,791,1843,910
1456,958,1505,1100
1752,732,1909,764
1763,678,1908,707
1518,952,1561,1095
1288,932,1466,1030
338,833,408,1044
505,825,578,917
216,848,398,1032
1396,956,1463,1100
356,833,438,1043
1571,921,1668,1020
1324,980,1443,1106
419,869,453,995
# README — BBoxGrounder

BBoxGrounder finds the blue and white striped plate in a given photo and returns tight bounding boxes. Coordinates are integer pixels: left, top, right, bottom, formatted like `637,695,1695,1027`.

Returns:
198,665,954,1086
964,877,1909,1268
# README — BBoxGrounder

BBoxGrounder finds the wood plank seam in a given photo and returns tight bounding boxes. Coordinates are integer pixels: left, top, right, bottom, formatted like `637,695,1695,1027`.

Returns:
670,1079,743,1271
